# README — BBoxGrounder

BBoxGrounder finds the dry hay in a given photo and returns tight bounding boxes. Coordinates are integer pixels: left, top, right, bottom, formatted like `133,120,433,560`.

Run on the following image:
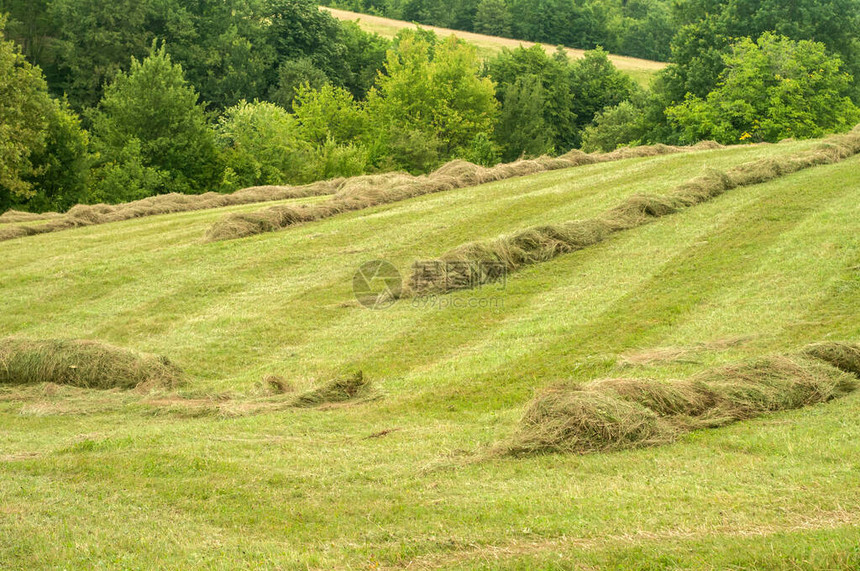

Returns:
291,371,370,408
410,127,860,295
263,374,294,394
204,141,729,242
503,349,859,456
0,338,183,390
0,177,346,243
617,337,753,367
0,210,63,224
802,342,860,376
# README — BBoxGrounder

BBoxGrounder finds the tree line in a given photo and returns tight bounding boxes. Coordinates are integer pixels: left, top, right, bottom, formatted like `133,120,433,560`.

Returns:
0,0,858,212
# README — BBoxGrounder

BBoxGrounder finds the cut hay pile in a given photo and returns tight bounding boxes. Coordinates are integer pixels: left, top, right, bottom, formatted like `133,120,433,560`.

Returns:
0,210,63,224
412,126,860,295
0,338,184,390
803,342,860,376
0,178,346,243
503,343,860,456
291,371,370,407
204,142,711,242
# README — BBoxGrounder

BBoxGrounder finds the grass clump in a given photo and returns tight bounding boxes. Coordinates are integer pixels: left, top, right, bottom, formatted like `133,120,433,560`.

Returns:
413,126,860,295
802,342,860,376
504,353,858,456
291,372,370,408
0,338,184,390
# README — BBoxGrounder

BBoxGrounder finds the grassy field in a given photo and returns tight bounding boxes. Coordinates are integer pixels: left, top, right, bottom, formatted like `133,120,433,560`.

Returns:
322,6,666,88
1,137,859,568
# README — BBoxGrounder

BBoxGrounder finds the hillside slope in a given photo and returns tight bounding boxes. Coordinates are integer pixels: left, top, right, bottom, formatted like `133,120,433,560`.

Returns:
322,6,665,86
1,137,859,568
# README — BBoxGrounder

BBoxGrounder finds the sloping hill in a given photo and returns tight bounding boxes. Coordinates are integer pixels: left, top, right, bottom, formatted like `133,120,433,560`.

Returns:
323,6,666,87
1,134,859,568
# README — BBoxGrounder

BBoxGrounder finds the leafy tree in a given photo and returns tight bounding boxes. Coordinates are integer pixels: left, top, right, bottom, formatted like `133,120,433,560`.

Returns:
474,0,512,37
89,44,222,200
25,99,91,211
293,84,369,146
0,0,54,64
667,33,860,144
46,0,158,109
507,0,610,49
568,48,638,138
580,100,646,151
669,0,860,101
13,0,387,111
366,31,498,170
157,0,277,110
0,16,52,206
337,21,390,99
609,0,672,61
307,139,369,180
486,46,576,151
466,132,501,165
495,75,555,160
402,0,452,27
217,100,313,188
269,58,331,110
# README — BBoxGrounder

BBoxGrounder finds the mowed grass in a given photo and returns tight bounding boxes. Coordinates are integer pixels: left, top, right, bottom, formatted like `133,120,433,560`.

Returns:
1,138,859,569
322,6,665,87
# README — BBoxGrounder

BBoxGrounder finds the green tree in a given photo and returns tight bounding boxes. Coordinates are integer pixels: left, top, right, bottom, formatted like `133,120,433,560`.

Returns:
669,0,860,101
25,99,91,211
667,33,860,144
495,75,555,160
473,0,512,37
0,0,54,64
0,16,51,206
486,45,576,151
507,0,610,49
293,84,369,146
89,43,222,201
366,31,498,170
217,100,313,188
569,48,638,134
269,58,331,110
46,0,158,109
580,100,646,152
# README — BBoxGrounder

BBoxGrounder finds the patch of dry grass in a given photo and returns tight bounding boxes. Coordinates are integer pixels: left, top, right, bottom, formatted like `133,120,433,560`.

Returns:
291,371,370,408
503,346,860,456
0,210,63,224
0,338,183,390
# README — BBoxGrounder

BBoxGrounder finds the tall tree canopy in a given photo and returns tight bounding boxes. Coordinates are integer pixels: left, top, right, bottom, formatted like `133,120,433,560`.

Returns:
668,33,860,144
88,44,221,201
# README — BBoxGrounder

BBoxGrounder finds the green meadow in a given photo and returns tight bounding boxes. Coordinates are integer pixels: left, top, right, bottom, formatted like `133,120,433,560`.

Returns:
1,137,859,569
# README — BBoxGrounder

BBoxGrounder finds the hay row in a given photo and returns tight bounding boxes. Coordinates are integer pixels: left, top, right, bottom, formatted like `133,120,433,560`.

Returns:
503,342,860,456
410,126,860,295
203,142,724,242
0,210,64,224
0,337,184,390
0,178,348,242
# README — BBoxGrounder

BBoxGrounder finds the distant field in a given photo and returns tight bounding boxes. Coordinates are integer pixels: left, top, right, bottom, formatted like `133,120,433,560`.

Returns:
323,6,666,87
1,135,860,568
